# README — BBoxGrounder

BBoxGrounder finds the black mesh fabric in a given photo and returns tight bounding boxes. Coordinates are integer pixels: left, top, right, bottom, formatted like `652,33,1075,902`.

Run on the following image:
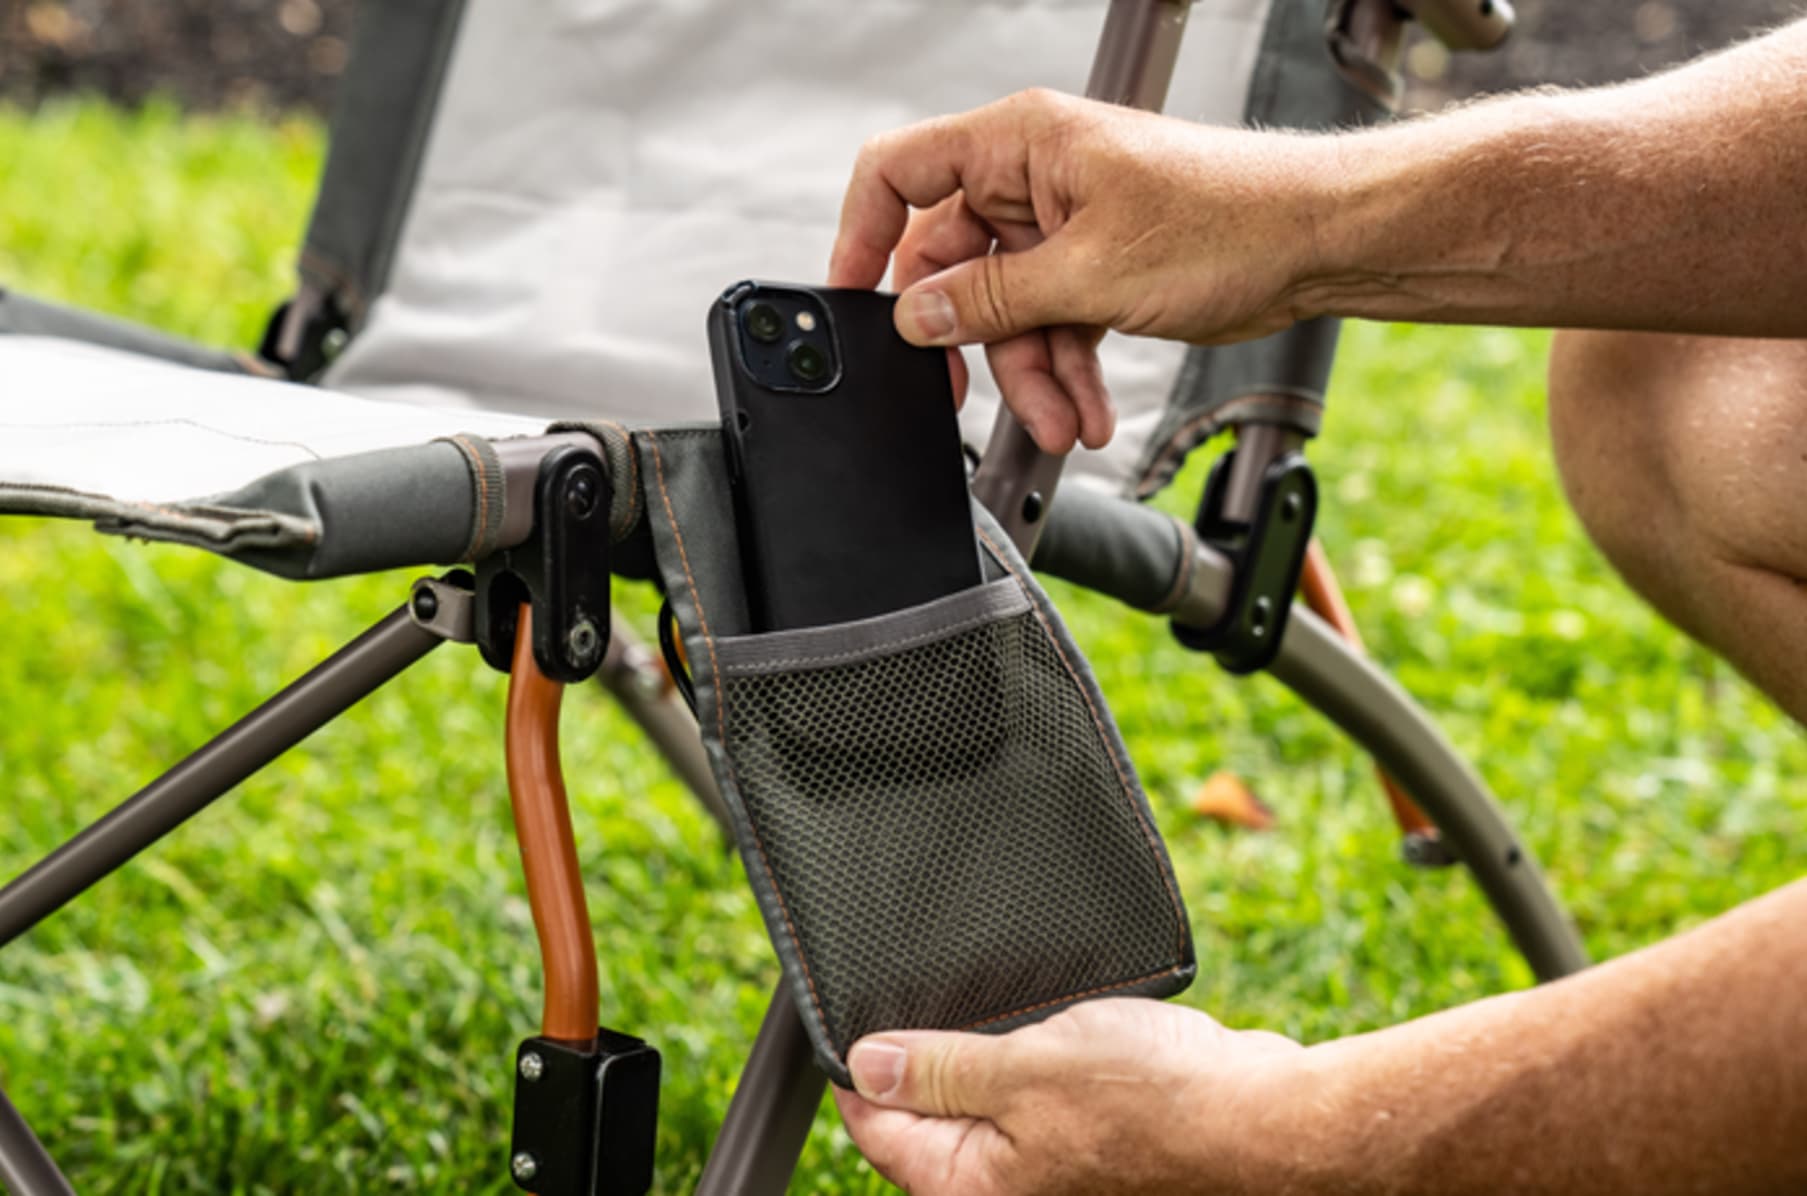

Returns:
717,600,1191,1066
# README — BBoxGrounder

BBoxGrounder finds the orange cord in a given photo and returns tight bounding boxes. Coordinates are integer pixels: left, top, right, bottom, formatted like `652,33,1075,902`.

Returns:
505,605,599,1044
1299,541,1438,838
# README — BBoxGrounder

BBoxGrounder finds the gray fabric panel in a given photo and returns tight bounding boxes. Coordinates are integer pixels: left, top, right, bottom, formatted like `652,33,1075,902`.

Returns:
298,0,469,325
1031,487,1194,615
632,424,755,638
1133,0,1387,499
1133,320,1340,500
715,578,1029,676
0,289,254,374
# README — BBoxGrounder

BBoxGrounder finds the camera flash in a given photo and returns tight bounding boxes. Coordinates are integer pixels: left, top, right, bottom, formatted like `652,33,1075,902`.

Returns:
795,312,817,332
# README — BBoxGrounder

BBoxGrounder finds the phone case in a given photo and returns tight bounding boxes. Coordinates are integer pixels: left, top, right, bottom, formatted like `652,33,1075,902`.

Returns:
708,281,982,630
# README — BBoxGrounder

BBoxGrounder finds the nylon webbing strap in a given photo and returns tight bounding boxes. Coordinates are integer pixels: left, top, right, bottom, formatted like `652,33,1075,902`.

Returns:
294,0,469,339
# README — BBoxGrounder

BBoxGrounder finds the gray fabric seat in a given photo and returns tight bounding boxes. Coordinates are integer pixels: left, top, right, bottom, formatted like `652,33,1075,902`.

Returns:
0,0,1278,511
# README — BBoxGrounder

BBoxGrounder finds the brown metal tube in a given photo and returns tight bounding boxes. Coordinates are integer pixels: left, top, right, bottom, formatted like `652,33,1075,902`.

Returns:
505,604,599,1044
1300,541,1438,838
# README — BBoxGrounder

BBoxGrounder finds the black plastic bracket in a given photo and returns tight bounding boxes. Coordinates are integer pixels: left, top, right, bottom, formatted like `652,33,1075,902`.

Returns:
257,290,348,382
475,445,613,683
1173,448,1319,674
510,1030,661,1196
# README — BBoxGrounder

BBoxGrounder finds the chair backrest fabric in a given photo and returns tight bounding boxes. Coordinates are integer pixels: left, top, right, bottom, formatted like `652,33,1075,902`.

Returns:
321,0,1279,493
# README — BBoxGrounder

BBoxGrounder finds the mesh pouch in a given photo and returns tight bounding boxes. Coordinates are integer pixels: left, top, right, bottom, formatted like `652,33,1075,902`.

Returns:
635,426,1195,1084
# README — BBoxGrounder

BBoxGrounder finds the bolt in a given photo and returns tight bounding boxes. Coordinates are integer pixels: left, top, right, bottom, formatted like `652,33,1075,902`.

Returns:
411,588,439,622
1249,596,1272,638
511,1152,539,1183
566,473,598,519
1280,493,1302,523
518,1051,544,1081
1022,490,1045,524
567,618,602,667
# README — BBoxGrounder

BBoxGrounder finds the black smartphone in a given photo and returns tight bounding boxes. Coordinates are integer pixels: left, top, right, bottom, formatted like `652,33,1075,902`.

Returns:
708,280,984,632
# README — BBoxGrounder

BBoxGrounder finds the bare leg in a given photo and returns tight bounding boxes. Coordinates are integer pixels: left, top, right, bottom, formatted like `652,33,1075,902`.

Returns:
1549,330,1807,721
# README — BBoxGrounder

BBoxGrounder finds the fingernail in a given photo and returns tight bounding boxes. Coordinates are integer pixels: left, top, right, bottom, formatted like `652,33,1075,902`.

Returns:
899,290,957,343
848,1040,907,1100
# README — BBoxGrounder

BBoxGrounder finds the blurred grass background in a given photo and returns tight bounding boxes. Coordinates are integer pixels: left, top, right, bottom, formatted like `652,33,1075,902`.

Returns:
1,99,1802,1193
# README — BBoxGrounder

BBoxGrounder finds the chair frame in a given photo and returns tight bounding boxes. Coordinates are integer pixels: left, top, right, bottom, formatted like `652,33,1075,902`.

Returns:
0,1,1578,1192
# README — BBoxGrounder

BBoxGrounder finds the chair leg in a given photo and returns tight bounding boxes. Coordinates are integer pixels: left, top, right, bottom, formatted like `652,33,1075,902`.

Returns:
695,987,826,1196
1299,539,1451,863
1270,604,1590,981
0,1084,76,1196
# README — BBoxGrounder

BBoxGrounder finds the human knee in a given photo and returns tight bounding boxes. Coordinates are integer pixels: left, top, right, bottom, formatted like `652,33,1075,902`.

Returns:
1546,330,1678,569
1549,330,1807,582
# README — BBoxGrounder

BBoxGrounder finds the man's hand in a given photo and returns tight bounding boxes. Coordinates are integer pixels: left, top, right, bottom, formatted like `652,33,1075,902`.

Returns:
835,880,1807,1195
827,89,1334,455
833,998,1312,1196
831,17,1807,455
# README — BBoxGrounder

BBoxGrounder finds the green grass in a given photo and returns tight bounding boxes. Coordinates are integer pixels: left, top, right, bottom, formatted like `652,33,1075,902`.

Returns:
2,98,1803,1193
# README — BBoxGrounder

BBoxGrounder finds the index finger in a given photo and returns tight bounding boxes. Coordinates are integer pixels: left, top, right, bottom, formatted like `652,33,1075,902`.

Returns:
827,115,977,290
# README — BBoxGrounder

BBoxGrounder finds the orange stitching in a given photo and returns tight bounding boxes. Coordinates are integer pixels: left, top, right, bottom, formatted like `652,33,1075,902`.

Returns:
644,431,834,1043
978,527,1192,962
957,964,1189,1032
454,434,492,560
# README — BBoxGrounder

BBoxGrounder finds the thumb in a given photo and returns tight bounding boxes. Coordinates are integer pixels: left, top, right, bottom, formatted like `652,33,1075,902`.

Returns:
894,240,1087,347
847,1030,1014,1119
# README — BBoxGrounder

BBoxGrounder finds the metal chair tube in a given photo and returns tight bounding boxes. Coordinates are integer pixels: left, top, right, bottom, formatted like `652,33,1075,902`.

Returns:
0,1086,75,1196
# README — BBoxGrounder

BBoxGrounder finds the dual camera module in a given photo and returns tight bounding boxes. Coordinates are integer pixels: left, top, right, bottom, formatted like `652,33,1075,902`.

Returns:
735,290,837,393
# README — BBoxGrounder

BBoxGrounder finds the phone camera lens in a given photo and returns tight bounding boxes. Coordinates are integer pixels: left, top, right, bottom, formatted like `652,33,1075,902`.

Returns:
788,341,829,384
744,302,784,344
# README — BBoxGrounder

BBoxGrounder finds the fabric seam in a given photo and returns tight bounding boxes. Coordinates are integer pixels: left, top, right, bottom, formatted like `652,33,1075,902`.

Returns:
716,585,1028,675
643,429,835,1049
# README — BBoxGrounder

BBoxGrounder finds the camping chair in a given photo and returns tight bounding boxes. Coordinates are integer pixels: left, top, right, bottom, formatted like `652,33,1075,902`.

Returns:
0,0,1584,1191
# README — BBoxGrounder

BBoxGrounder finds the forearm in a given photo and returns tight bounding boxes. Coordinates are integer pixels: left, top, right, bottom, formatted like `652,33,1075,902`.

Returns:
1280,878,1807,1194
1300,18,1807,336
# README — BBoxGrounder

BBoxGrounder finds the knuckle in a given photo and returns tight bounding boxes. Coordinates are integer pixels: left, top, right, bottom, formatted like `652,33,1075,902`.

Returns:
973,254,1017,335
917,1045,959,1114
853,132,892,173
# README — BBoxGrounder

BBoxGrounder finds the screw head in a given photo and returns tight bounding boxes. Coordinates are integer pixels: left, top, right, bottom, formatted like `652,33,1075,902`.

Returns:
511,1152,539,1183
517,1051,544,1081
1021,490,1045,524
1280,492,1303,523
566,618,602,667
1249,596,1272,638
566,473,599,519
411,588,440,622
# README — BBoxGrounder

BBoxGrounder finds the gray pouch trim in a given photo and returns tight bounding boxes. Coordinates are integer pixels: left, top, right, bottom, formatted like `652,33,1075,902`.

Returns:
634,425,1194,1087
716,578,1030,676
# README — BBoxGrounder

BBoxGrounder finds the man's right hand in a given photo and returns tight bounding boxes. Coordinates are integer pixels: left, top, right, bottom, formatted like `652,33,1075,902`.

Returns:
827,89,1339,455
